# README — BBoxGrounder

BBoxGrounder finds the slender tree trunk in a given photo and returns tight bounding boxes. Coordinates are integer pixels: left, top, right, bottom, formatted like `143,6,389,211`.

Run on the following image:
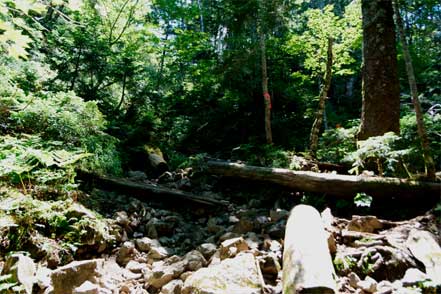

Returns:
392,0,436,179
358,0,400,140
309,37,333,157
197,0,205,32
258,0,273,144
69,46,82,91
115,72,127,112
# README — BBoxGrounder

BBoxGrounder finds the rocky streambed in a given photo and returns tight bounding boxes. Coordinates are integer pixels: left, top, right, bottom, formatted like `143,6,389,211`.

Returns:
0,171,440,294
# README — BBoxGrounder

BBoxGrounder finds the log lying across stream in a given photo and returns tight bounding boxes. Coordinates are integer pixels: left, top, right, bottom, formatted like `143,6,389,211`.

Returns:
205,161,441,198
77,170,229,207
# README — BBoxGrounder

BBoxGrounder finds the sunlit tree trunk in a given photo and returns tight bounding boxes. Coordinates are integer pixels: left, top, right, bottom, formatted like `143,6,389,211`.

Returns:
309,37,333,157
258,0,273,144
358,0,400,140
392,0,436,179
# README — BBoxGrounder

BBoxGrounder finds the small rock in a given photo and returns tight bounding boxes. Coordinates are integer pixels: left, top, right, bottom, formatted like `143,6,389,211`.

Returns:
232,217,255,234
114,211,130,227
356,276,377,293
35,266,52,290
219,232,240,242
347,215,382,233
321,208,334,230
51,259,103,294
180,272,192,282
348,272,361,289
406,229,441,284
207,217,223,233
116,241,138,266
228,215,239,223
148,245,170,260
266,221,286,239
182,253,262,294
258,253,280,275
161,279,183,294
196,243,217,259
219,237,249,260
73,281,100,294
126,261,147,273
401,268,429,286
135,237,160,252
1,253,36,294
377,280,394,294
145,257,187,289
183,250,207,272
269,209,289,222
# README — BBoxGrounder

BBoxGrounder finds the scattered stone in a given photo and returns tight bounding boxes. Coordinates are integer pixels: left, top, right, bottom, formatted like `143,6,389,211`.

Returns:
356,276,377,293
406,229,441,284
232,217,254,234
267,221,286,239
183,250,207,271
116,241,138,266
207,217,223,233
182,253,263,294
270,209,289,222
135,237,160,252
401,268,429,286
179,271,192,282
258,253,281,275
35,265,52,290
347,216,383,233
219,232,240,242
145,257,187,289
1,253,36,294
73,281,101,294
321,208,334,230
51,259,103,294
196,243,217,259
148,244,170,260
161,279,183,294
219,237,249,259
348,272,360,289
376,280,394,294
126,260,147,273
114,211,130,227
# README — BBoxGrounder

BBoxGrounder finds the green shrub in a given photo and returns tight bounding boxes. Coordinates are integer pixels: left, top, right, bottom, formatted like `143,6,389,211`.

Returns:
316,124,358,163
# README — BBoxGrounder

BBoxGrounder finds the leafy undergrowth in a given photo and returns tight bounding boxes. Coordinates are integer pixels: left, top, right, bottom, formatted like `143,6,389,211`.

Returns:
0,186,118,268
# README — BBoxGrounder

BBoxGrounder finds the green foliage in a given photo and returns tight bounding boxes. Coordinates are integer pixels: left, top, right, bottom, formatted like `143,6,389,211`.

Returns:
354,192,373,208
231,143,291,168
0,187,114,253
316,124,358,163
0,134,90,190
347,132,411,176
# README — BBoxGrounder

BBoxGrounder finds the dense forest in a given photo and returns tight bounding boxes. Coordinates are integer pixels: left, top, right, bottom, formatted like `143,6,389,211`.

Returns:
0,0,440,293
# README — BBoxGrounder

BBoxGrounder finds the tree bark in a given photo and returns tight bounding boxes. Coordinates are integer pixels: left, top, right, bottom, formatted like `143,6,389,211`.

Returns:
258,0,273,144
309,37,333,157
392,0,436,179
205,161,440,198
77,170,228,207
358,0,400,140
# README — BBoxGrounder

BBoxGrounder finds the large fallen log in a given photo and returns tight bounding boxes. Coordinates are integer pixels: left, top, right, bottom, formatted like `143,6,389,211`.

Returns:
77,171,228,207
205,161,441,198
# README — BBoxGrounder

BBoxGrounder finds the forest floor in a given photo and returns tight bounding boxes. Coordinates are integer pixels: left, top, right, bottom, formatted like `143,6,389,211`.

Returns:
0,167,440,294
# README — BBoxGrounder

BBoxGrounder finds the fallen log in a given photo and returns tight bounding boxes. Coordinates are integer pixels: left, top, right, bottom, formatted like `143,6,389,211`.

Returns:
77,170,228,207
205,161,441,198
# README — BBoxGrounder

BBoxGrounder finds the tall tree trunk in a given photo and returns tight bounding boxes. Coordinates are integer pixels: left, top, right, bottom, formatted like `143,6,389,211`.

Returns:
392,0,436,179
258,0,273,144
358,0,400,140
197,0,205,32
309,37,333,157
